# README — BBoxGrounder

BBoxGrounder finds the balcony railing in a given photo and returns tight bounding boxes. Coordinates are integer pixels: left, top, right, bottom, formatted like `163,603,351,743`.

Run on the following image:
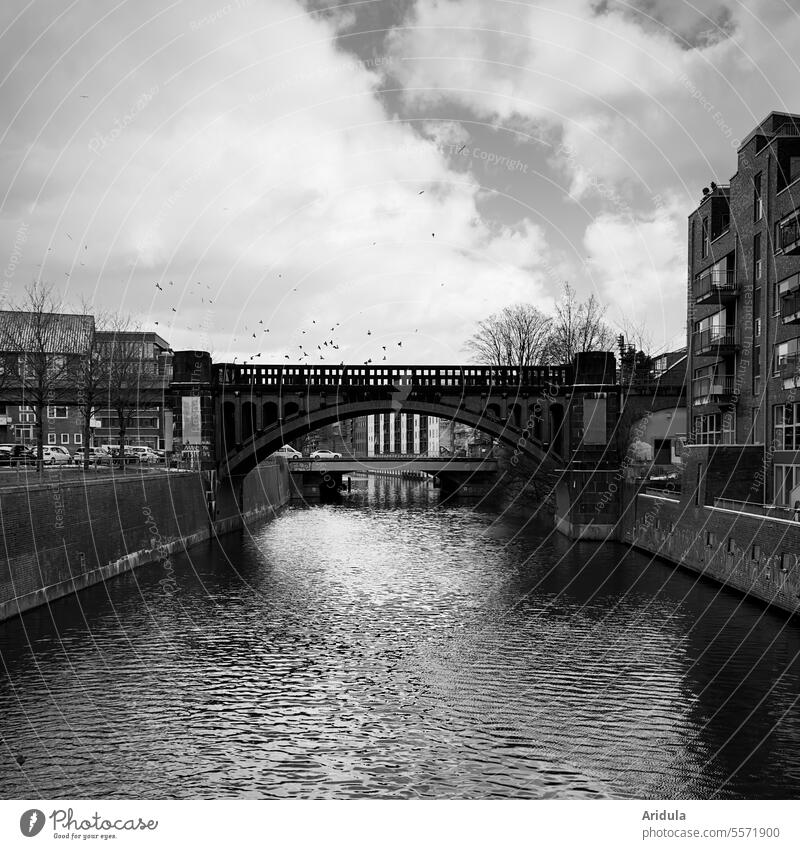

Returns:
693,326,739,356
692,375,735,404
779,217,800,254
781,289,800,324
694,268,738,303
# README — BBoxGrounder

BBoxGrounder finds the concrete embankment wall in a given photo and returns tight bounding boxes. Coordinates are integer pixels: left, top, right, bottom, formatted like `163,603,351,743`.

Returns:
0,462,290,622
619,449,800,617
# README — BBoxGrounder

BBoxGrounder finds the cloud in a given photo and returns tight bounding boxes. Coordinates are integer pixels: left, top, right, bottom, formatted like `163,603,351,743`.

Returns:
383,0,800,349
0,0,556,363
583,197,686,350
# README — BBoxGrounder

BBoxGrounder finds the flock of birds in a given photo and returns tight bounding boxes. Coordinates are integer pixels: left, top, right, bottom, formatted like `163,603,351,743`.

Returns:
51,231,437,367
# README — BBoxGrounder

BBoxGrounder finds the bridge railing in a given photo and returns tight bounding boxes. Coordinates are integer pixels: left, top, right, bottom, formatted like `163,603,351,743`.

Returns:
212,363,573,389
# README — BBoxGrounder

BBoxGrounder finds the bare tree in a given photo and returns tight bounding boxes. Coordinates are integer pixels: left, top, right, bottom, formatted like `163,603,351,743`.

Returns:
99,315,160,465
0,282,93,471
465,303,553,369
548,282,615,364
70,300,109,469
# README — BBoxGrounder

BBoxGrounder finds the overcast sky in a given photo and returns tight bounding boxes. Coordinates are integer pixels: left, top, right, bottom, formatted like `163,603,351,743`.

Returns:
1,0,798,364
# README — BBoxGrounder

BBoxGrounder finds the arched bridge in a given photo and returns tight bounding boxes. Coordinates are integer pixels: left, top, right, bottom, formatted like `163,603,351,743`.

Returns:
170,357,575,479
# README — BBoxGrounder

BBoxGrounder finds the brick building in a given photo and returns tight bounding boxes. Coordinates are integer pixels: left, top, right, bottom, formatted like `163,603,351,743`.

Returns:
687,110,800,505
0,311,95,450
92,330,173,450
0,316,172,451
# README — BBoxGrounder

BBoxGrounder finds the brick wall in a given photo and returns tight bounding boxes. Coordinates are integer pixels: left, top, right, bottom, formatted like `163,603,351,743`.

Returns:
0,461,290,622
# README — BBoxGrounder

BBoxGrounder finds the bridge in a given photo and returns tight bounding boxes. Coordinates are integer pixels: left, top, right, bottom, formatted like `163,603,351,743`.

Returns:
167,350,657,539
285,454,499,501
286,456,498,474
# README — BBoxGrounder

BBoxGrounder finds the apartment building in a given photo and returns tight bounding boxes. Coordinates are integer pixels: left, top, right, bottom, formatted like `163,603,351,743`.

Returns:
687,110,800,504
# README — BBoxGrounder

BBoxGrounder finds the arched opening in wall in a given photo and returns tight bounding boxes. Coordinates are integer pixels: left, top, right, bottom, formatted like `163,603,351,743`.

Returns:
485,402,501,421
263,401,279,427
222,401,236,452
241,401,256,442
550,403,565,457
508,403,522,428
284,401,299,419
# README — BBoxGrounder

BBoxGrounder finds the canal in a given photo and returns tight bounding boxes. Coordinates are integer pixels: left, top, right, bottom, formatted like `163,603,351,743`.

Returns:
1,475,800,799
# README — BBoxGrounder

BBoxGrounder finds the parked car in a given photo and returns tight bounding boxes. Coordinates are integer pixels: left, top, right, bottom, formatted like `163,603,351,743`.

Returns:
129,446,160,463
73,447,111,464
102,446,138,464
42,445,72,465
272,445,303,459
310,449,342,459
0,445,36,466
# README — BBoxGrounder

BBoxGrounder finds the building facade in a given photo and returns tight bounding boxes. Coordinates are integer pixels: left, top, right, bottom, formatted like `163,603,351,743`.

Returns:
687,110,800,505
93,330,173,450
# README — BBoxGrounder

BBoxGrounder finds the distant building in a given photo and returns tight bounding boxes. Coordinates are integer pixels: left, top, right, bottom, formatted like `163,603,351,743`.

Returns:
687,110,800,504
348,414,440,456
0,310,95,448
93,330,173,450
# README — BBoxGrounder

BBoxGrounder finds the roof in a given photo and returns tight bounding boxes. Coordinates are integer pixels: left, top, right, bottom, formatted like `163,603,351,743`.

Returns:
738,111,800,152
0,311,95,355
95,330,171,351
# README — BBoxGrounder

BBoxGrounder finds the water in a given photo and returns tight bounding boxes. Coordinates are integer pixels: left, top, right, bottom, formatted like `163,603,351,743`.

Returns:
2,475,800,799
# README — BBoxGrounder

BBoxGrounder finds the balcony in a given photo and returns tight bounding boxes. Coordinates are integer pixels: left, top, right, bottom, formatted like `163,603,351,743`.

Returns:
692,375,735,406
694,269,738,304
693,326,739,357
779,358,800,381
779,217,800,255
781,289,800,324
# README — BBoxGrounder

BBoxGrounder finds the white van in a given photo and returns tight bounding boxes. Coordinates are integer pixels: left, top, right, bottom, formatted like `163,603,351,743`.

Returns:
271,444,302,459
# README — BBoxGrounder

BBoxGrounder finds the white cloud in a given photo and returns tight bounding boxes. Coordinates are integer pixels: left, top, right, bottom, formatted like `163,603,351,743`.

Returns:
583,198,686,350
0,0,555,363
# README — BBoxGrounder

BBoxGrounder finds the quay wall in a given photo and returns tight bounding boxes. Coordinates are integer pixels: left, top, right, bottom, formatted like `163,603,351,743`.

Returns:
619,446,800,617
0,462,290,622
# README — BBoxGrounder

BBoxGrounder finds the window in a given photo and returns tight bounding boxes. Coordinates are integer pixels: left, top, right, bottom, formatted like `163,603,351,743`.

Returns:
74,433,82,444
774,464,800,506
777,212,800,253
728,538,736,554
47,433,56,445
701,217,709,258
754,287,761,336
19,409,35,423
754,172,763,221
774,337,800,375
754,232,762,281
693,362,727,403
706,532,716,546
752,545,761,561
47,405,68,419
773,402,800,449
753,345,761,393
694,413,722,444
60,433,69,445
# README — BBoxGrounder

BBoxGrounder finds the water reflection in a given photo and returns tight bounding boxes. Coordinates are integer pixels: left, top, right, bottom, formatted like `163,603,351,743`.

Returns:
1,475,799,798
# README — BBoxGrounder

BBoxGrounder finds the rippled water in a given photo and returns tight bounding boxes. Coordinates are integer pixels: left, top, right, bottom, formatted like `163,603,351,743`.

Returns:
2,475,800,799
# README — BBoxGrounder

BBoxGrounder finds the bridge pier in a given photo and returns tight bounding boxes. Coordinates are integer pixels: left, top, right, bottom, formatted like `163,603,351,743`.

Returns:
289,469,344,504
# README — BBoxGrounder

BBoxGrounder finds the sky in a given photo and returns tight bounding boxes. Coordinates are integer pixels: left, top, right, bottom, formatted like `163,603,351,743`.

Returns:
1,0,799,365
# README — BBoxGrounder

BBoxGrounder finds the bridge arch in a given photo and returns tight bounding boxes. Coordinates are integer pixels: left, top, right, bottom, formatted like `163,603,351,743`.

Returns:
218,399,556,479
